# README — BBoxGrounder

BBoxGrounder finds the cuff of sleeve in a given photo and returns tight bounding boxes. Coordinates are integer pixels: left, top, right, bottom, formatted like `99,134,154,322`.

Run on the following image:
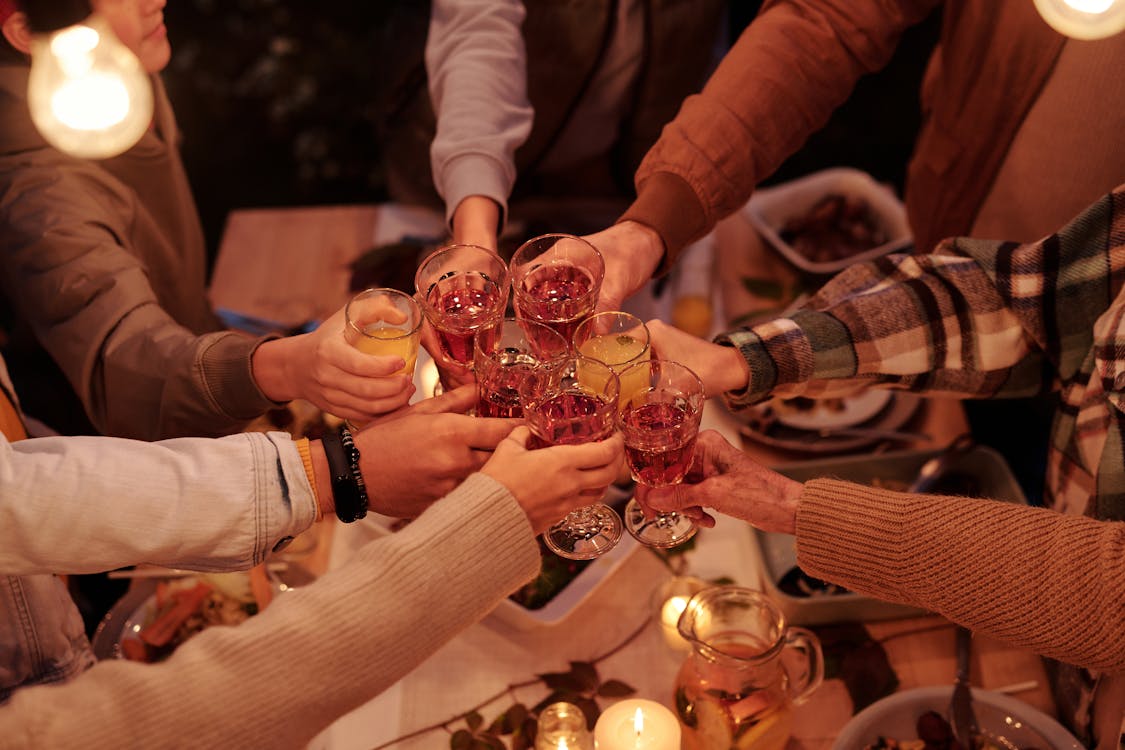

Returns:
439,153,513,231
714,329,777,407
295,438,321,521
795,478,909,602
199,332,285,419
619,172,710,274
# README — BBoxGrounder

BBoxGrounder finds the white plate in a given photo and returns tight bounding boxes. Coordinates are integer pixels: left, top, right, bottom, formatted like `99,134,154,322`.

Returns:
831,686,1082,750
771,389,893,431
745,167,912,274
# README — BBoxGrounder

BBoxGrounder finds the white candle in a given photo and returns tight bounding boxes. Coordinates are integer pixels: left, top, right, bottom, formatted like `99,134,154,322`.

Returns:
659,594,691,651
593,699,680,750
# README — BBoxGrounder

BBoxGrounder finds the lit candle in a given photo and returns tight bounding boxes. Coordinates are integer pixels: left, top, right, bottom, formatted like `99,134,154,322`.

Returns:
659,594,691,651
536,701,594,750
593,699,680,750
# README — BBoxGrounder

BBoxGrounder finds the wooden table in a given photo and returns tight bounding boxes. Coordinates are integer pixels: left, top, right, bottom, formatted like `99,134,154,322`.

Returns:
209,205,1058,749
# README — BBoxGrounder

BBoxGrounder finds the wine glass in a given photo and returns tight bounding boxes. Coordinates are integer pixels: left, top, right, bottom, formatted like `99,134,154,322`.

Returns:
572,310,651,408
344,287,424,377
473,317,569,418
617,359,705,548
510,233,604,348
519,355,622,560
414,243,510,383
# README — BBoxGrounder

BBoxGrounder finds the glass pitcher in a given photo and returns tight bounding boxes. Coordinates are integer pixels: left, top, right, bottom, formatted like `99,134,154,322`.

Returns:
674,586,824,750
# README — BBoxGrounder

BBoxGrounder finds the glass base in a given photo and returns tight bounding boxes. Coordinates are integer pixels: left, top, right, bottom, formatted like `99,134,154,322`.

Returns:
624,498,697,549
542,504,623,560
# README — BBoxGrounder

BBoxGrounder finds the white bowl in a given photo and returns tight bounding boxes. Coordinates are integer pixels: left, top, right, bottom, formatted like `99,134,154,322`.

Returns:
745,167,912,274
831,686,1082,750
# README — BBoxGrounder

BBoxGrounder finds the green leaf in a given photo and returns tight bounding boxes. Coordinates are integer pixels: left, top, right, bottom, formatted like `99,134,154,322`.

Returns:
569,661,599,691
812,622,899,712
489,703,528,735
450,729,473,750
574,697,601,729
739,276,786,300
465,711,484,732
539,671,586,692
512,718,538,750
472,736,506,750
596,679,636,697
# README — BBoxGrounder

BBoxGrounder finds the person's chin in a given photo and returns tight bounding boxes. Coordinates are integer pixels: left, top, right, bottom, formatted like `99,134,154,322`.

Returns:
141,41,172,75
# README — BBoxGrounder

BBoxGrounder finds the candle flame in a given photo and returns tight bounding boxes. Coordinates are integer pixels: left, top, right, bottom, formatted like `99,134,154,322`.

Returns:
633,707,644,735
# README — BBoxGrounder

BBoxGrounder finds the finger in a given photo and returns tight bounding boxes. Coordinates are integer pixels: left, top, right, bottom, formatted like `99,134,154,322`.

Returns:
460,416,520,449
404,383,478,415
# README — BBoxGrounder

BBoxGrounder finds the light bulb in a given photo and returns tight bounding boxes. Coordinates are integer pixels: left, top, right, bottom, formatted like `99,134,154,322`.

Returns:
1033,0,1125,39
27,13,153,159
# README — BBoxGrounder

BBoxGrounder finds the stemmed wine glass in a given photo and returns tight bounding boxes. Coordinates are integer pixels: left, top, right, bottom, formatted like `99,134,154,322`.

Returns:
617,359,705,548
519,355,622,560
510,234,604,348
473,317,570,418
414,243,510,386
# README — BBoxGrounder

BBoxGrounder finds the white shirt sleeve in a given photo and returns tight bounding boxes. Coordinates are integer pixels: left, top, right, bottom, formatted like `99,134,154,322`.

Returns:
426,0,534,229
0,430,318,575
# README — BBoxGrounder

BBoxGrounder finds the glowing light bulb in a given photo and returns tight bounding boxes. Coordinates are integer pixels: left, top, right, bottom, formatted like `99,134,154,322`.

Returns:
1033,0,1125,39
27,13,153,159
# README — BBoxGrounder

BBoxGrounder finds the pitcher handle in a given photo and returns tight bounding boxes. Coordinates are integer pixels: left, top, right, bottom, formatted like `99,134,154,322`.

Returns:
781,626,825,705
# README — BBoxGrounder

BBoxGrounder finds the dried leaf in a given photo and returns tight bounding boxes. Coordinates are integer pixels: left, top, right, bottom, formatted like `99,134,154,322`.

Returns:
465,711,484,732
596,679,636,698
450,729,473,750
813,622,898,712
472,735,506,750
574,697,601,729
512,717,538,750
489,703,528,735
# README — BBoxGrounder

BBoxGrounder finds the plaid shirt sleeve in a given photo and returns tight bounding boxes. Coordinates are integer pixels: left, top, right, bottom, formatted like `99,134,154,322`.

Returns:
718,189,1125,413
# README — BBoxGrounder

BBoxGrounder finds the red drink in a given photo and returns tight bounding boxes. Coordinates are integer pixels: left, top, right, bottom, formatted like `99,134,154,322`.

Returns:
425,280,503,364
621,402,698,486
475,359,537,418
516,263,597,345
525,392,615,449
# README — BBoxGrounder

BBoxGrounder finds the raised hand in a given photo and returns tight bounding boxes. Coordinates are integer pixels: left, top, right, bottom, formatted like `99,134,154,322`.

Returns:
583,221,665,314
643,319,750,397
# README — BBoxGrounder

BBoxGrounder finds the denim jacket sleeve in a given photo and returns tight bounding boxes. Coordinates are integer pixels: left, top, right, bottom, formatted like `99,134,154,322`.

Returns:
0,430,318,575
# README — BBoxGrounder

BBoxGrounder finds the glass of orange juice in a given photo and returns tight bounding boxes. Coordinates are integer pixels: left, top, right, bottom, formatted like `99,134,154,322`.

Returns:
344,287,423,378
572,310,651,407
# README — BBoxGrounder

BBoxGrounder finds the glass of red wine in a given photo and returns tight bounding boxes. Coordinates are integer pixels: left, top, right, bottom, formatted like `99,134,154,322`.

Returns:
519,355,622,560
473,317,570,418
414,244,510,385
510,234,604,349
617,359,705,548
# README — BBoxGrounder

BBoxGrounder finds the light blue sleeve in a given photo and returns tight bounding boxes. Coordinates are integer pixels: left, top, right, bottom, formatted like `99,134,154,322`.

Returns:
0,430,318,575
426,0,534,229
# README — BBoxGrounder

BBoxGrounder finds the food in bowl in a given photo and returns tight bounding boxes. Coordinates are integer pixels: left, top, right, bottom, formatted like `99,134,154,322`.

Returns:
779,193,888,264
863,710,1032,750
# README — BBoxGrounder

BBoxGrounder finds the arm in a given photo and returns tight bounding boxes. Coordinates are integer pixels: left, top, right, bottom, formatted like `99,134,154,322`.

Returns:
0,476,543,748
426,0,533,247
596,0,937,311
641,431,1125,672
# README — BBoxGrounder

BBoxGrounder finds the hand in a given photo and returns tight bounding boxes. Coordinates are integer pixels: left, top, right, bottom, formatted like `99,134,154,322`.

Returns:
482,427,625,534
355,384,517,518
644,319,750,396
636,430,804,535
251,305,415,422
583,221,665,313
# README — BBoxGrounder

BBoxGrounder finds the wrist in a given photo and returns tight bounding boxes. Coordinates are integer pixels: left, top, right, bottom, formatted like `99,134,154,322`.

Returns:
452,195,501,250
306,440,335,519
616,220,666,269
250,338,296,402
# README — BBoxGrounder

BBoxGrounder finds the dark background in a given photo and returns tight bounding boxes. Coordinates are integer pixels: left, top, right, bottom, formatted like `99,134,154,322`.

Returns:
160,1,941,266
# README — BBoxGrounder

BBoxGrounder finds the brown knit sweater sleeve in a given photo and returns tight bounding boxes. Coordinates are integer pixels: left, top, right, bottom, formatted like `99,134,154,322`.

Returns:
796,479,1125,673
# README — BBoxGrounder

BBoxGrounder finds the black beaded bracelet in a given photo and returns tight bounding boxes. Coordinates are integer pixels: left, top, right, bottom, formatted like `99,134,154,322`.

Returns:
322,424,368,523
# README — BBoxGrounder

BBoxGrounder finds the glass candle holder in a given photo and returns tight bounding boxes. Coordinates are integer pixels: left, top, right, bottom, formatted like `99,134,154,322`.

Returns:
535,701,594,750
651,575,710,653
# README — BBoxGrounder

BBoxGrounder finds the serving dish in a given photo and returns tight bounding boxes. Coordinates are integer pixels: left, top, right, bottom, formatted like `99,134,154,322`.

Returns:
732,392,922,455
748,444,1027,625
745,167,912,275
831,686,1082,750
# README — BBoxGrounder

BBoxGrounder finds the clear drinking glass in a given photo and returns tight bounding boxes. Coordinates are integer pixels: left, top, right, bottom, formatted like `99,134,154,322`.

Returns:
344,287,423,378
618,359,705,548
510,233,604,348
519,355,622,560
572,310,651,408
414,243,510,372
473,317,570,418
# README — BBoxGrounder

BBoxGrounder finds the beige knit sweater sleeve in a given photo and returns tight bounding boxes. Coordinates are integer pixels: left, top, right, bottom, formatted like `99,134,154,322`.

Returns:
796,479,1125,673
0,473,541,749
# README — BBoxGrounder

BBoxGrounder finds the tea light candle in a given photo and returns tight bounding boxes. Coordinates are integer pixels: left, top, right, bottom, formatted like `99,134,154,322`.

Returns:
651,576,708,652
536,701,594,750
593,699,680,750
